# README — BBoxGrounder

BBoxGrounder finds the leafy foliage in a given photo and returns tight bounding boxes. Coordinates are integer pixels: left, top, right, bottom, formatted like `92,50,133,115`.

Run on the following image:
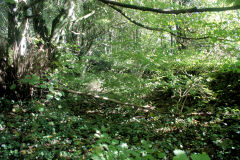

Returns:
1,0,240,159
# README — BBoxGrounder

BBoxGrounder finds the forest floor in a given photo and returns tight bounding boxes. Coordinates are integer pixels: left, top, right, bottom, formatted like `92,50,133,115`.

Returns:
0,99,239,160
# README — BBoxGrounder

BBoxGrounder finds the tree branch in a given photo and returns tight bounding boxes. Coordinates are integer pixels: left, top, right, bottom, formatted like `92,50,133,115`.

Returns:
98,0,240,14
56,85,141,108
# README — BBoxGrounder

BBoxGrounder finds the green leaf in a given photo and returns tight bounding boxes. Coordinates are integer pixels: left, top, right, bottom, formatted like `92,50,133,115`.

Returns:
174,149,186,156
190,153,211,160
39,84,47,89
10,84,16,90
225,0,234,4
173,154,189,160
235,0,240,5
224,0,240,5
39,107,45,112
46,94,54,100
173,150,189,160
29,74,40,85
158,152,166,158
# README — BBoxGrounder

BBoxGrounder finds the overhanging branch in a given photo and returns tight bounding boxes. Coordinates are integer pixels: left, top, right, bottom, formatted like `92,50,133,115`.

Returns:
98,0,240,14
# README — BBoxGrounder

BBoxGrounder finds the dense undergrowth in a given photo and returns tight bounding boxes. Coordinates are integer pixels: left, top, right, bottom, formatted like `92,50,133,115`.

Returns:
1,51,240,159
1,0,240,159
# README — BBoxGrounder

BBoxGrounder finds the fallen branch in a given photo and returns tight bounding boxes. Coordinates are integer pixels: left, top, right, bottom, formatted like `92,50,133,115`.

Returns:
57,87,141,108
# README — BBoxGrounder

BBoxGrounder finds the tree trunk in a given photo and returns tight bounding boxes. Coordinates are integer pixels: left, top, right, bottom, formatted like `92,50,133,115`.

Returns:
0,2,31,99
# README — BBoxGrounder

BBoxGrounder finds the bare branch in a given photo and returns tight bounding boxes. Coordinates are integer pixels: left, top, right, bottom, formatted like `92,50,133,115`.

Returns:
98,0,240,14
72,10,95,23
